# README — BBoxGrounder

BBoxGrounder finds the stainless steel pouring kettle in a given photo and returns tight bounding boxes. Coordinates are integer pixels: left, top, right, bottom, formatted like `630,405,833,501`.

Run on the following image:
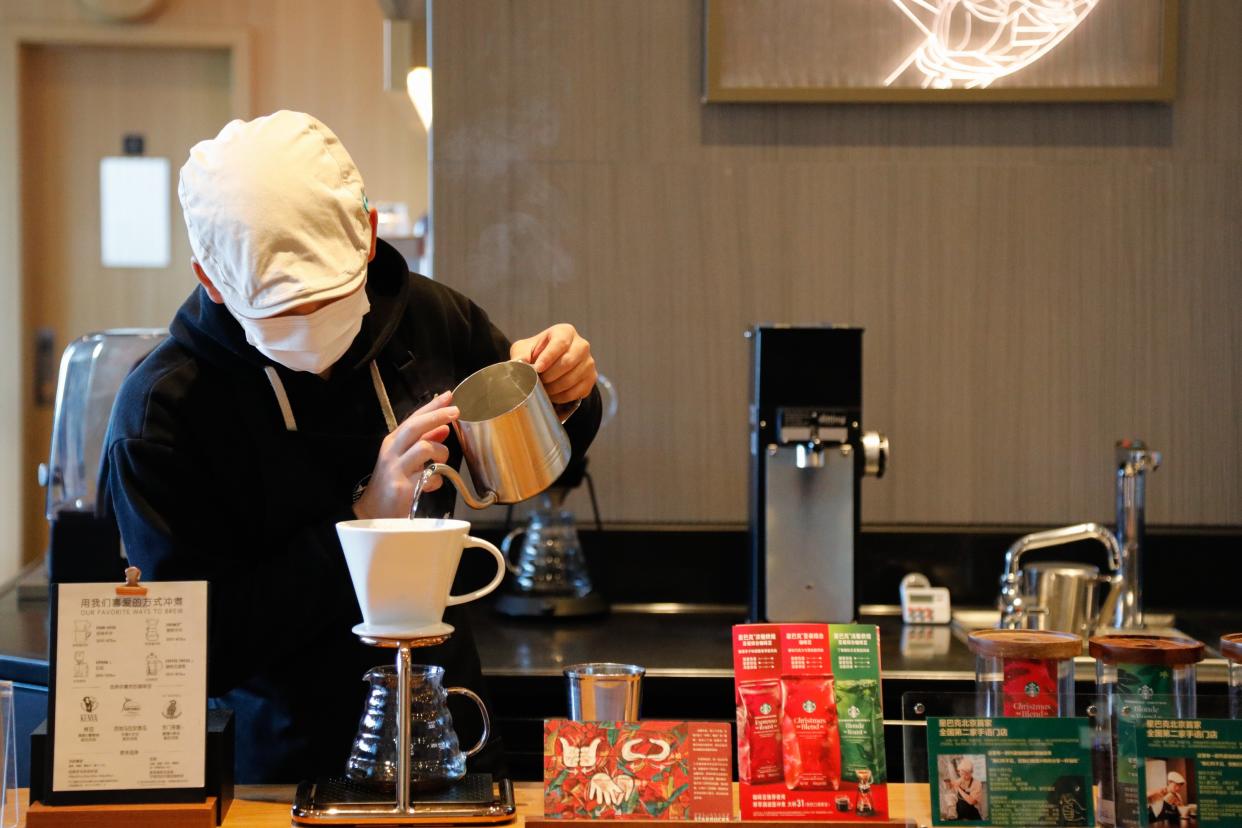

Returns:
426,360,577,508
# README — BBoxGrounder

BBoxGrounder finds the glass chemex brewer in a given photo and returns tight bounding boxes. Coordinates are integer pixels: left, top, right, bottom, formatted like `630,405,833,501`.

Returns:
294,358,587,825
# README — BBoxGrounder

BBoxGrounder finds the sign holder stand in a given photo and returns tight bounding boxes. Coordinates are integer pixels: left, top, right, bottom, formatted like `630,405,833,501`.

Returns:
27,568,219,828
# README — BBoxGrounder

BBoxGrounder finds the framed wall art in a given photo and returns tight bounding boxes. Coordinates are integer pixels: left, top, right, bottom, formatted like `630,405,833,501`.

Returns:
703,0,1178,103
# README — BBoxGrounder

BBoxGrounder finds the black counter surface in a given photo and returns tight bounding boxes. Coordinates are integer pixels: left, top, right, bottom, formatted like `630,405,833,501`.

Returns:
4,579,1236,689
4,523,1240,782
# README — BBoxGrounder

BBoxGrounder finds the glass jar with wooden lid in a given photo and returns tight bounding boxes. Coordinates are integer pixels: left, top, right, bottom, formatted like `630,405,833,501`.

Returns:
968,629,1081,718
1089,634,1204,828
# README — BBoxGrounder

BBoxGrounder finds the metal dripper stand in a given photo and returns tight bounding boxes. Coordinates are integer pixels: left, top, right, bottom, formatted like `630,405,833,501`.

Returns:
291,626,516,826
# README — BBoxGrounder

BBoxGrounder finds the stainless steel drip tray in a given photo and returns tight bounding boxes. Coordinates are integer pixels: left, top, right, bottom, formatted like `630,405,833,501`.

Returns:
292,773,516,825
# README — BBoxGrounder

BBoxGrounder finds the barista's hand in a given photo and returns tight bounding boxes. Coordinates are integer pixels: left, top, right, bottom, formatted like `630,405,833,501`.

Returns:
510,323,596,405
353,392,458,520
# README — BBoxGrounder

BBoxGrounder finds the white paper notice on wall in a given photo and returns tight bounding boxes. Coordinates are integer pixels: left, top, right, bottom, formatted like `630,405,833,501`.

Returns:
100,156,171,268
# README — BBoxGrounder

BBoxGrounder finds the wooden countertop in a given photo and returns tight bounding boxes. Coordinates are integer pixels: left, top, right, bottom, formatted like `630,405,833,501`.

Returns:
16,783,933,826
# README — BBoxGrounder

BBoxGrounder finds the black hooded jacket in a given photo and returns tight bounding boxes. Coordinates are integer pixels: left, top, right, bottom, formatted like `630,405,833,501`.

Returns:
99,239,602,782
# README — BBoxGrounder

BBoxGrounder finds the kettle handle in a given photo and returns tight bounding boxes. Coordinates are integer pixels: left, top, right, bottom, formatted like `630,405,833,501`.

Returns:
553,398,581,424
500,527,526,576
426,463,498,510
446,686,491,758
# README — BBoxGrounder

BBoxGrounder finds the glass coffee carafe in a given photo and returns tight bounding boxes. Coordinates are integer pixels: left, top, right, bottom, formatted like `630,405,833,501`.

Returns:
494,375,616,618
504,500,593,598
346,665,490,793
494,492,607,617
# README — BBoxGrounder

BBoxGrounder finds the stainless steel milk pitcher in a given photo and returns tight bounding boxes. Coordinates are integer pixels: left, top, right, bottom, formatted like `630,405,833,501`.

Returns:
428,360,575,508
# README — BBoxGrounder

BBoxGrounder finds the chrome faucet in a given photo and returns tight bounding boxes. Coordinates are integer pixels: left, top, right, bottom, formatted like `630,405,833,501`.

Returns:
997,440,1161,633
1105,439,1161,629
998,523,1121,630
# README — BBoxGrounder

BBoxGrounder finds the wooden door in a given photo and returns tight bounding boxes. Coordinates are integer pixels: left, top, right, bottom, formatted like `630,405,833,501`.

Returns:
19,43,231,567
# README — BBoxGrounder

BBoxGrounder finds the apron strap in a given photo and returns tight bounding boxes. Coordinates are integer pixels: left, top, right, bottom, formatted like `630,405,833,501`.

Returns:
263,362,397,434
370,361,399,433
263,366,298,432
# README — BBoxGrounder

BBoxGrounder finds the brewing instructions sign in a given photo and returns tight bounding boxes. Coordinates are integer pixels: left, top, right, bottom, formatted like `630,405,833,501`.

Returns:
50,581,207,793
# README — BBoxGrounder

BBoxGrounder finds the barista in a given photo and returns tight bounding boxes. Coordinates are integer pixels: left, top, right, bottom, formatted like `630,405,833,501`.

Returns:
1147,771,1189,823
946,757,983,821
100,110,602,782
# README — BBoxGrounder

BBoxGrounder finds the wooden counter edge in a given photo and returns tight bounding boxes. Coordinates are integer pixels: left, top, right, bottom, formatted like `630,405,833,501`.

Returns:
15,783,932,827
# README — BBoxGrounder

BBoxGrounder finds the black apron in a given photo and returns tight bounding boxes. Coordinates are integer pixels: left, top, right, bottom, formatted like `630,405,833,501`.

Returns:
218,358,499,783
955,786,982,821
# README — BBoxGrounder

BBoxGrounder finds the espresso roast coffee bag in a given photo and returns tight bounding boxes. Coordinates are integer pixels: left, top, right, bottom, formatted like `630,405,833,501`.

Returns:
733,623,889,821
737,680,783,784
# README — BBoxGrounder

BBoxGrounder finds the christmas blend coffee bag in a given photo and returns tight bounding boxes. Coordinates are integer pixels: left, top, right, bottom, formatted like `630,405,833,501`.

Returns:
779,675,840,790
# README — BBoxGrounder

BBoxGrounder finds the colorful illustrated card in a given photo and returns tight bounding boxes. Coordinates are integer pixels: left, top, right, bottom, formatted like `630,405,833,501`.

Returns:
734,623,889,820
543,720,733,820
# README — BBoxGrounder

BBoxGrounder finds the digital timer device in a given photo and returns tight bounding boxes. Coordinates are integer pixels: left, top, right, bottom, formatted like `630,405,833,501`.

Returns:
899,572,951,624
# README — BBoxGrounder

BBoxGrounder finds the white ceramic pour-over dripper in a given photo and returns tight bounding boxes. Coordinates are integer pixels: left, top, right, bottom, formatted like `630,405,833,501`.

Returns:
336,518,505,639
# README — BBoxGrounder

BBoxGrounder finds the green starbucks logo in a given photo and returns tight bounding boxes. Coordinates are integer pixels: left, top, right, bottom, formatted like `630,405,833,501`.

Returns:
759,703,772,715
1139,685,1154,700
802,700,817,713
848,705,861,719
1025,681,1041,698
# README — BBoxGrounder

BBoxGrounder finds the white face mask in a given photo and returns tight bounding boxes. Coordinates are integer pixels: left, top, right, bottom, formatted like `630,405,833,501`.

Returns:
236,286,370,374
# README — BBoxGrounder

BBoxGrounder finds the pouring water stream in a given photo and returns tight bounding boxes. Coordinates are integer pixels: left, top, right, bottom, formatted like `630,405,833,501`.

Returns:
408,464,435,520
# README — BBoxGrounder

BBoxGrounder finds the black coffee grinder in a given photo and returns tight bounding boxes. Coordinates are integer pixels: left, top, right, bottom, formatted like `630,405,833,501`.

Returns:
748,325,889,623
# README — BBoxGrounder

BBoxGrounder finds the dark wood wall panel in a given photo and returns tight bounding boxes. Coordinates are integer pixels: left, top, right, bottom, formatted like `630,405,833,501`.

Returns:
432,0,1242,528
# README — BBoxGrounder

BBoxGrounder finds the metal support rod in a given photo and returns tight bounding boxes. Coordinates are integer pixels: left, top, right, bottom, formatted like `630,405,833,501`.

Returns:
397,643,412,814
1112,441,1159,629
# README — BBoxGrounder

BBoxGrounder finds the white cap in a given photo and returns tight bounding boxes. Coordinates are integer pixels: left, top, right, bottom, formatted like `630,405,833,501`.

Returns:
1167,771,1186,785
178,110,371,319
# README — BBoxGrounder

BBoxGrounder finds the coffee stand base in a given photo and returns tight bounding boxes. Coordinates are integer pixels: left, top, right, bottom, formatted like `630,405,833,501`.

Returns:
292,775,516,826
26,796,218,828
292,627,516,826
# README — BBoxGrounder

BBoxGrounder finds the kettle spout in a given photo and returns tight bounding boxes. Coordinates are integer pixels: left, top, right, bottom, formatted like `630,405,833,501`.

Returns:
426,463,499,510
